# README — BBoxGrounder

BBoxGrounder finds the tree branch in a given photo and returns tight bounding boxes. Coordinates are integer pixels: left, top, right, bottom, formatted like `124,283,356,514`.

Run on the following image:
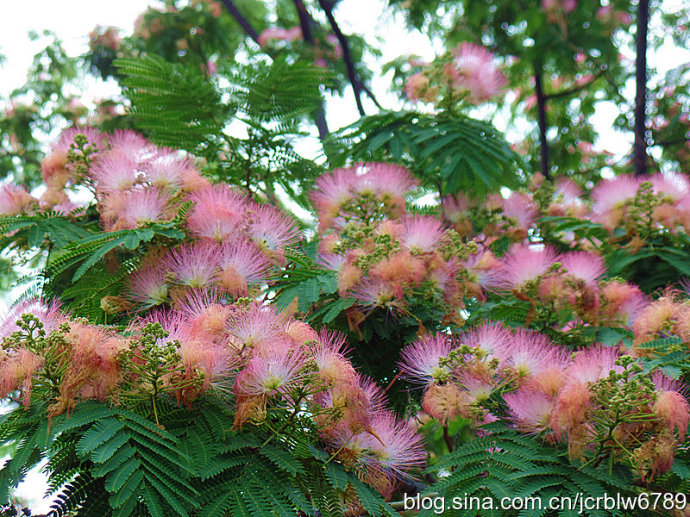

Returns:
544,69,607,100
291,0,329,140
317,0,367,116
633,0,650,176
293,0,314,41
533,63,551,180
654,137,689,147
219,0,261,46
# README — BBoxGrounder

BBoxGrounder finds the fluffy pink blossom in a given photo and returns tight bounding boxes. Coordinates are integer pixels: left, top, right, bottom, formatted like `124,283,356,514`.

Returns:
566,345,621,385
258,26,302,47
0,184,35,216
246,204,300,256
358,375,388,412
548,178,586,217
106,188,173,230
350,278,406,314
462,322,513,359
143,150,192,190
328,411,425,475
501,328,567,378
91,153,140,194
399,333,454,386
42,126,107,188
400,215,447,253
650,172,690,201
652,372,686,395
560,251,606,287
591,175,641,228
601,281,648,326
0,348,44,406
455,371,495,404
174,289,232,342
505,388,555,434
216,239,273,297
450,43,507,104
144,310,233,391
235,342,307,397
0,299,65,336
127,251,170,307
495,243,559,291
543,0,576,13
107,129,155,159
173,288,226,319
55,323,128,413
405,72,431,102
226,303,287,353
186,184,248,242
502,192,538,233
165,242,220,289
311,167,358,220
310,164,418,232
362,162,419,201
361,411,426,474
463,249,502,292
654,390,690,441
312,330,357,387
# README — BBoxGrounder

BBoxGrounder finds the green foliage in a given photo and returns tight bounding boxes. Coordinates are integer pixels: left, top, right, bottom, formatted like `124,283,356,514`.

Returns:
34,222,184,321
539,216,610,252
273,249,339,314
0,399,398,516
115,53,326,209
423,422,634,517
0,212,92,251
115,54,226,153
225,56,328,125
636,336,688,379
605,245,690,293
329,111,522,197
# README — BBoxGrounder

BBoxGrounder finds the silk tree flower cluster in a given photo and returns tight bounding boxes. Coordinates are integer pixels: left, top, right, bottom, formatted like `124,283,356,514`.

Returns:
126,181,300,308
630,288,690,348
0,127,301,311
404,42,507,106
0,127,210,222
476,243,649,331
311,163,480,325
400,324,690,481
444,173,690,247
0,298,425,501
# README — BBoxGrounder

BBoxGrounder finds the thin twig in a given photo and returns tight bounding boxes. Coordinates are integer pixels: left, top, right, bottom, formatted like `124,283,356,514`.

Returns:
291,0,330,139
317,0,367,116
533,62,551,180
219,0,261,46
544,69,607,100
633,0,650,176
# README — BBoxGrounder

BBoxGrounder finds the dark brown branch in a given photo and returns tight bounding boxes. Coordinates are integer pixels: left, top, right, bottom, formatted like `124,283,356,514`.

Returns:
533,63,551,180
443,426,453,453
219,0,261,46
293,0,314,41
291,0,329,140
633,0,650,176
361,83,383,110
655,137,689,147
544,69,607,100
317,0,367,116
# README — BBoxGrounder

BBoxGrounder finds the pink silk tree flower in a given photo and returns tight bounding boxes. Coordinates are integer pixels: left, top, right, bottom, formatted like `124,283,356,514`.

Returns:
186,184,249,242
450,43,507,104
505,388,555,434
399,332,454,386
